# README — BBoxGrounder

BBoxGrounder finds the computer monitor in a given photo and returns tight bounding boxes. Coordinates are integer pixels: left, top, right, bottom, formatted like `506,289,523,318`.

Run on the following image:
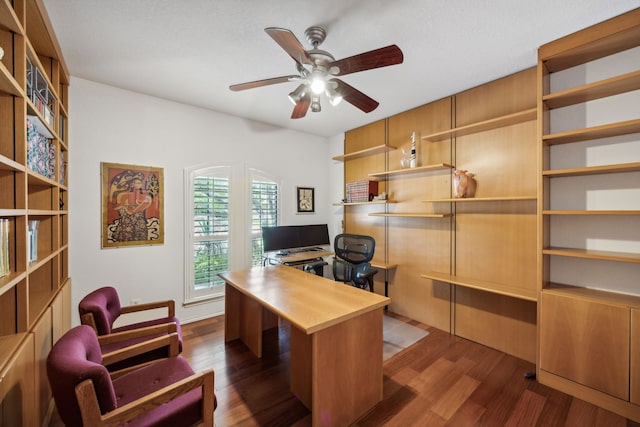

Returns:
261,224,330,253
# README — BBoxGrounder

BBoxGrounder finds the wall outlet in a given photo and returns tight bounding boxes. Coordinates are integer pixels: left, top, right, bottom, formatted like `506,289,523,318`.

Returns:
130,298,140,305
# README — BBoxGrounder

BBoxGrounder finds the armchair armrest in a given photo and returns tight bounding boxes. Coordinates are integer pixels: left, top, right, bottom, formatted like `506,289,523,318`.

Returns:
75,369,215,427
119,299,175,318
97,322,177,346
102,332,180,377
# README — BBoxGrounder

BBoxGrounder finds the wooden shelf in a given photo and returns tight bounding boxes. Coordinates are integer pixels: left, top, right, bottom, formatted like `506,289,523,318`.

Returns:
332,144,396,162
423,196,536,203
542,118,640,146
539,8,640,72
0,62,23,97
543,162,640,177
0,209,26,217
421,108,536,142
0,333,29,373
333,200,396,206
421,271,537,301
543,210,640,216
369,163,454,179
0,154,26,172
371,262,397,270
542,247,640,263
0,0,24,34
543,70,640,109
369,212,452,218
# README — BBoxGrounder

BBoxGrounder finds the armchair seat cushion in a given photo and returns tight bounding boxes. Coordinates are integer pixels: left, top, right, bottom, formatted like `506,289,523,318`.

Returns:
112,356,203,427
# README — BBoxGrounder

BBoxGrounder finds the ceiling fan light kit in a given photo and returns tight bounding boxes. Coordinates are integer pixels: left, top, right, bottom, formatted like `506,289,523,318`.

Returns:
229,26,404,119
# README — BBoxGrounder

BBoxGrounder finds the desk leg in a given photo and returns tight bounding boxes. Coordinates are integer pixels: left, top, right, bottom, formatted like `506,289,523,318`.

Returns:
224,283,267,358
290,326,312,409
290,308,384,427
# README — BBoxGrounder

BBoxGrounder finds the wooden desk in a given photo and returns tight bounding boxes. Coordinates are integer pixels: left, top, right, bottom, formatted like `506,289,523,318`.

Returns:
220,265,390,427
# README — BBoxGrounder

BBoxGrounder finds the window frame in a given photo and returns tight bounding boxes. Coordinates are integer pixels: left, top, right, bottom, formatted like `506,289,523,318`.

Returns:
184,164,280,306
184,164,232,305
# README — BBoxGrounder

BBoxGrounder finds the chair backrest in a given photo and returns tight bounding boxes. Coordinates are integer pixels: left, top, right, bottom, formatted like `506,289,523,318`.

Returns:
334,234,375,265
78,286,122,335
47,325,118,427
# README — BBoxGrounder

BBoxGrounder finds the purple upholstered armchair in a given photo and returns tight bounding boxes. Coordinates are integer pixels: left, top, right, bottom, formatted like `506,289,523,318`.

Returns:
47,325,215,427
79,286,183,370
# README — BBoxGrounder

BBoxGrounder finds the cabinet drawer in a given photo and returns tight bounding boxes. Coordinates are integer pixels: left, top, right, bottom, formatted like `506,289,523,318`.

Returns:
540,292,629,400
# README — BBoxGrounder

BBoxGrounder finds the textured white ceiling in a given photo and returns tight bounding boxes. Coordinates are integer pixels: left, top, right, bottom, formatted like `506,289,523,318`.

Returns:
42,0,639,137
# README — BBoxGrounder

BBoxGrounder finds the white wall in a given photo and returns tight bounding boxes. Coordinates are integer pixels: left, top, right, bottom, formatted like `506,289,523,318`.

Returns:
69,77,340,324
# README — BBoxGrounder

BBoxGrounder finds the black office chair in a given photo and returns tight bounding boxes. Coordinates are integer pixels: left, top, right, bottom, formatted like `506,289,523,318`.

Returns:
303,233,378,292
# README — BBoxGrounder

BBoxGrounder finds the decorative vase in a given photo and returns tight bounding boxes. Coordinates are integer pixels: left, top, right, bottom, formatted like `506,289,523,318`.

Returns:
400,149,410,168
453,170,476,198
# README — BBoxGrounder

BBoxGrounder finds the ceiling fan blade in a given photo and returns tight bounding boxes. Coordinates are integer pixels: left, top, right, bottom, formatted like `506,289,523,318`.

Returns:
332,78,379,113
265,27,313,67
330,45,404,76
291,93,311,119
229,75,299,91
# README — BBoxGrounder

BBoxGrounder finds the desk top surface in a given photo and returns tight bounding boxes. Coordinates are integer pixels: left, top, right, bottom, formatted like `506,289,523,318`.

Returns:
220,265,390,334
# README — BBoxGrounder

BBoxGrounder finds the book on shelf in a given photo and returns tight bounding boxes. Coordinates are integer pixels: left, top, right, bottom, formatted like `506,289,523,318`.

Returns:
27,116,56,180
59,150,66,185
27,220,39,264
0,219,9,278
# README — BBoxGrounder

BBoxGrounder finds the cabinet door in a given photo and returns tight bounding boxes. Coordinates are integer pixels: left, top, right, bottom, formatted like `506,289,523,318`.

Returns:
540,292,629,400
33,307,53,426
0,334,36,427
51,280,72,342
632,308,640,405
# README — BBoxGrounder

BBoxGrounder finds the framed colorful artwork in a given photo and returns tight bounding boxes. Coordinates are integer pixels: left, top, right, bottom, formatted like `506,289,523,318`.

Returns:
101,162,164,248
296,186,315,213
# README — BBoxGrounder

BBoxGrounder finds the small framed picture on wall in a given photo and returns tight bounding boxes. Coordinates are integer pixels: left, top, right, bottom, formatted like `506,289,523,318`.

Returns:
296,186,315,213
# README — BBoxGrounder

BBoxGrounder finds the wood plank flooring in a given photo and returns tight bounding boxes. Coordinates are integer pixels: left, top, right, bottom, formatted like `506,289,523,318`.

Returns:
50,312,640,426
183,312,638,426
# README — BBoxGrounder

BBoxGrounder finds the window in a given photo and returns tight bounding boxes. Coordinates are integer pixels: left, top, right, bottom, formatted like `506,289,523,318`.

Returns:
184,165,279,304
185,165,231,303
250,175,279,266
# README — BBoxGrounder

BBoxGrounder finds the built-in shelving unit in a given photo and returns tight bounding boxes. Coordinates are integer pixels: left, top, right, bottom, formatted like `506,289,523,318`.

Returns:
0,1,71,425
537,8,640,422
369,163,454,179
421,271,537,301
542,162,640,177
333,200,396,206
369,212,452,218
542,118,640,145
423,196,536,203
331,143,396,162
421,108,536,142
542,70,640,109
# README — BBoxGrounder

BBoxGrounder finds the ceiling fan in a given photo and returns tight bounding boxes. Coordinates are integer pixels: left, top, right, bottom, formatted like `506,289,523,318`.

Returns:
229,26,404,119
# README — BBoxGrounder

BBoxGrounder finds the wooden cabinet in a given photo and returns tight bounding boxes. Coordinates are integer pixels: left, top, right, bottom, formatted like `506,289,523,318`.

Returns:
540,289,631,400
537,7,640,422
0,334,35,427
0,0,70,425
632,309,640,406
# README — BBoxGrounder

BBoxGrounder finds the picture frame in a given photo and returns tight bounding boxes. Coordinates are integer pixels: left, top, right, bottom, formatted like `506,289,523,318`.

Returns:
296,186,315,213
101,162,164,248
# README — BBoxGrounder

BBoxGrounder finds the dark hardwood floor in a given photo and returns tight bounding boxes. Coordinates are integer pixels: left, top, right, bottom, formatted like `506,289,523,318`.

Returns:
50,312,639,426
